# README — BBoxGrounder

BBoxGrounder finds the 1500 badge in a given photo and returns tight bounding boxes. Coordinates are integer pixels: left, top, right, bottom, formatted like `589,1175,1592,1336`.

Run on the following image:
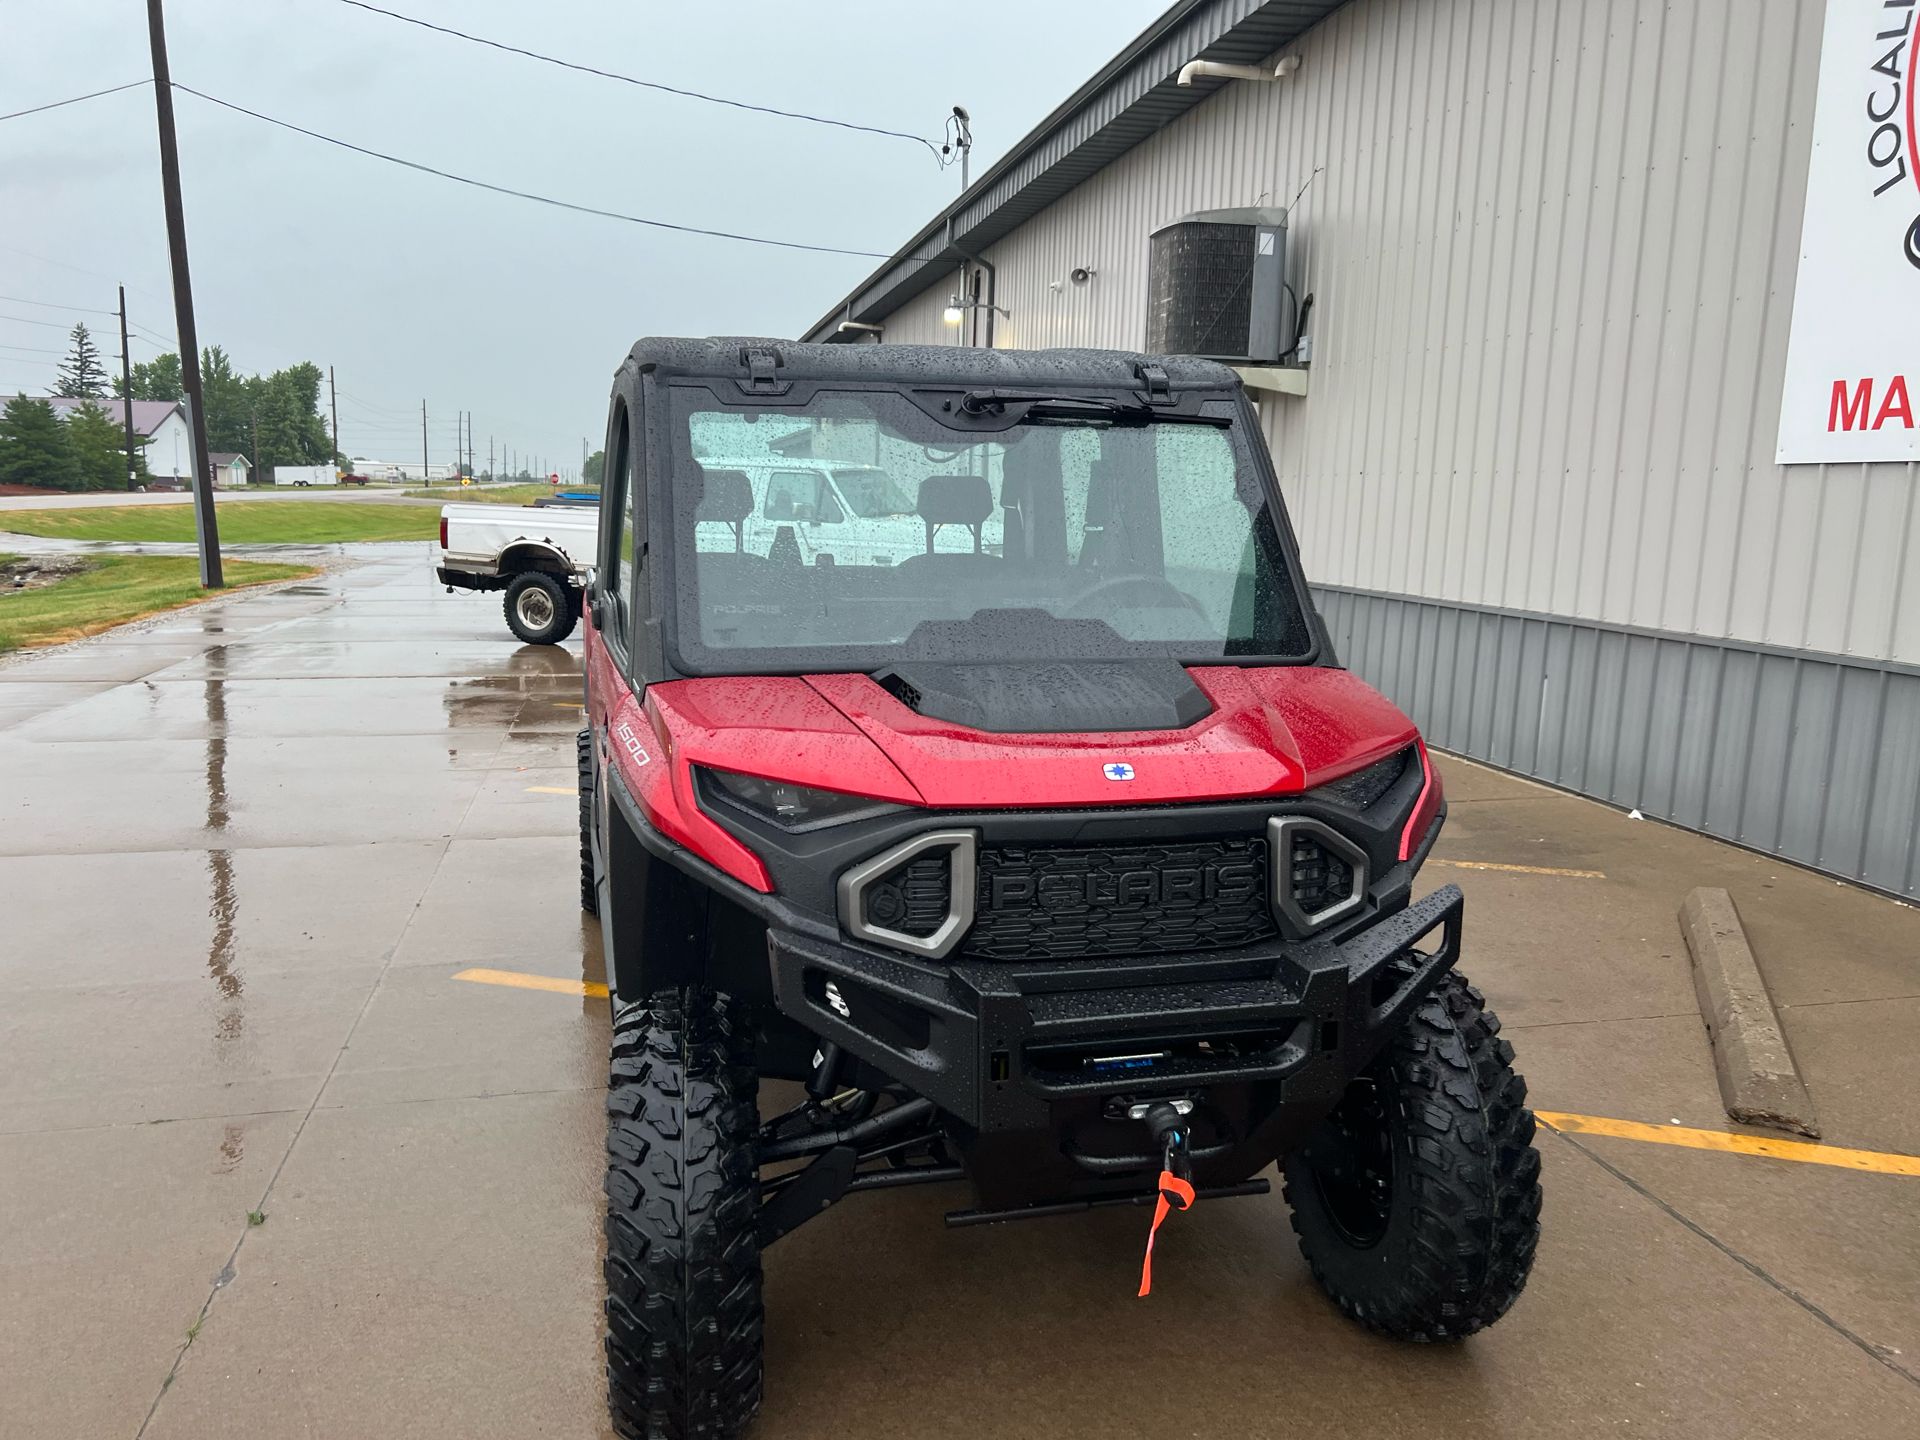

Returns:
614,721,650,766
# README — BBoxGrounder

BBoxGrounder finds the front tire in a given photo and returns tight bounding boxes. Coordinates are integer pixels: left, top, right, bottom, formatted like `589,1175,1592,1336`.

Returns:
605,989,764,1440
504,571,577,644
1282,967,1541,1340
577,728,598,916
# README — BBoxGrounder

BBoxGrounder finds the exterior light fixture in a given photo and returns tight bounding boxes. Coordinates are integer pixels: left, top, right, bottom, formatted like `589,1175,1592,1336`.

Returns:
944,295,1010,325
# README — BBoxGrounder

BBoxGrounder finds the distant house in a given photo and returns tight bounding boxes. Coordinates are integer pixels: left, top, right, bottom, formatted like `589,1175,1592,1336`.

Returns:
207,452,251,488
0,395,195,483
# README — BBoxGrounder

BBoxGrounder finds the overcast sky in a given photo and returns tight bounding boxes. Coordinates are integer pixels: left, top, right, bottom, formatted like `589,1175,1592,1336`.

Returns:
0,0,1166,473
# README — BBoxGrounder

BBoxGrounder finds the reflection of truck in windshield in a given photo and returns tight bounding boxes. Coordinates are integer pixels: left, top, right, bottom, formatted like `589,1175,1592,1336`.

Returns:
692,458,1003,567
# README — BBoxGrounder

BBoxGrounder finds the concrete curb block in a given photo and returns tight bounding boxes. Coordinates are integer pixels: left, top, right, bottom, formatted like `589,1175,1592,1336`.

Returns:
1679,887,1820,1139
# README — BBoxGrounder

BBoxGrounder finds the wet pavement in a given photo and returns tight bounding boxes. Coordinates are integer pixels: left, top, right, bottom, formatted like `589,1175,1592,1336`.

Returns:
2,548,1917,1439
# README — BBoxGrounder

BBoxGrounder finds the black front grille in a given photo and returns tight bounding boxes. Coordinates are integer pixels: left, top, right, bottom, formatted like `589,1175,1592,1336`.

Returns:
1288,831,1355,916
861,851,950,940
963,836,1274,962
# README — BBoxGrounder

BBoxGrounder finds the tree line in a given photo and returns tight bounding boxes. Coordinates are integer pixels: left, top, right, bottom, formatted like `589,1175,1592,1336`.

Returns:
0,322,337,493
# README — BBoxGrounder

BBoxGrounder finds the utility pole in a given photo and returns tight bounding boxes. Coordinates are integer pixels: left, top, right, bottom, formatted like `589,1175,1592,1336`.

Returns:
420,399,428,482
249,410,259,481
117,285,138,491
488,434,494,482
328,365,339,477
145,0,221,586
953,106,973,190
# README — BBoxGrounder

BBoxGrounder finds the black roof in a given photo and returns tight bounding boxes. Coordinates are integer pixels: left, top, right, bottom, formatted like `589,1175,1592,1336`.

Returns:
624,337,1240,391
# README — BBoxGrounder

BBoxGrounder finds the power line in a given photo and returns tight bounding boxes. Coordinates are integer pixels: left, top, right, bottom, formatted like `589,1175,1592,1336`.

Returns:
0,79,149,124
0,342,66,356
0,313,79,331
0,294,120,318
336,389,417,417
0,244,169,305
173,84,890,259
328,0,945,162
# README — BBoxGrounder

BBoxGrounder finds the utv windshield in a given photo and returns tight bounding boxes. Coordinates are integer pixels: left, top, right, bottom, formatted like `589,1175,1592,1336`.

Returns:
832,467,915,518
667,385,1314,672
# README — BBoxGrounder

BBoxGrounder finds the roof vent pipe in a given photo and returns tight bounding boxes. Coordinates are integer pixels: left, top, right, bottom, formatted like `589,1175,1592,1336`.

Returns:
1177,54,1301,87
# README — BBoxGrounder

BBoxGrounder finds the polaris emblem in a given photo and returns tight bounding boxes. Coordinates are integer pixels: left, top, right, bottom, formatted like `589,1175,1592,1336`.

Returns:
824,981,851,1019
1103,762,1136,782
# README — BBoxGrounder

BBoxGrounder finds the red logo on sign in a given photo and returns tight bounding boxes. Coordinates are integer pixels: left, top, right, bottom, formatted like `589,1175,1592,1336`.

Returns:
1828,375,1915,432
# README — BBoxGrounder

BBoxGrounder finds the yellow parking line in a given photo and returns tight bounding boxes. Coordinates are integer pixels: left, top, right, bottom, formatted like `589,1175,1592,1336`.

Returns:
1537,1111,1920,1177
524,785,578,795
1429,859,1607,879
552,701,583,709
454,967,608,999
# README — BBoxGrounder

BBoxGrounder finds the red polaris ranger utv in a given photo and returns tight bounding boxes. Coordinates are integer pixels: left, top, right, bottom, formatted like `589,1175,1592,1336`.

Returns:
578,338,1541,1439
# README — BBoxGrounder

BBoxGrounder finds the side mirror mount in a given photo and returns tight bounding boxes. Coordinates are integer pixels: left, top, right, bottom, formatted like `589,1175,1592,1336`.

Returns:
590,594,611,633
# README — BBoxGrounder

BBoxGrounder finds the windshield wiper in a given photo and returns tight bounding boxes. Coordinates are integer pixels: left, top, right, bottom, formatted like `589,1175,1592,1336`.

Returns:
957,390,1228,425
959,389,1150,418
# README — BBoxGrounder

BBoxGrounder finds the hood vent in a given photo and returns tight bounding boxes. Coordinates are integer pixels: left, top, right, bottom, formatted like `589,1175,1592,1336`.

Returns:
874,670,924,713
867,661,1211,734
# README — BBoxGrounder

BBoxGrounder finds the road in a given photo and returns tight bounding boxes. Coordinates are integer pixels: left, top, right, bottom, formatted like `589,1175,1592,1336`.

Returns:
0,487,452,511
1,549,1916,1438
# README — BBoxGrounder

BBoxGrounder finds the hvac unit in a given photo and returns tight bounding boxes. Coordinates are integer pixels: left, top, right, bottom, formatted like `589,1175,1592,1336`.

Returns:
1145,206,1289,364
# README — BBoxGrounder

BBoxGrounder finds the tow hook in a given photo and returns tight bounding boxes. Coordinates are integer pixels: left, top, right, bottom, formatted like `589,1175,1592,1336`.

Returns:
1134,1100,1197,1297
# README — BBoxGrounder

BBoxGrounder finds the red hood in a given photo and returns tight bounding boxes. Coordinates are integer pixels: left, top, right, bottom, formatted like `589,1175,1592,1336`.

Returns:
645,667,1418,809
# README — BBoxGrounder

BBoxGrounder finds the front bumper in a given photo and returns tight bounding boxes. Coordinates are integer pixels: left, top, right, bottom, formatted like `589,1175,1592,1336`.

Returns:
767,882,1462,1134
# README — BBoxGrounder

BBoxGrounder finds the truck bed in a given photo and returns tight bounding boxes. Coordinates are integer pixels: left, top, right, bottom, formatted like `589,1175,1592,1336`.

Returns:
437,501,598,589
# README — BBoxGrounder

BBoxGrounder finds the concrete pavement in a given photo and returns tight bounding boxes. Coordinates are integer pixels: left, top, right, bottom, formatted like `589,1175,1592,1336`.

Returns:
2,549,1916,1439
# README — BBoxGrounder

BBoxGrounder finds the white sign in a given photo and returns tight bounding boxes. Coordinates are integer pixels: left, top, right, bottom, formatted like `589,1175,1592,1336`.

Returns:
1777,0,1920,465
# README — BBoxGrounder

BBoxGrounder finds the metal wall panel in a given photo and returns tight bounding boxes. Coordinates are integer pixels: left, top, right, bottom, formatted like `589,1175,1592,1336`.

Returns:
1317,585,1920,898
844,0,1920,890
876,0,1920,667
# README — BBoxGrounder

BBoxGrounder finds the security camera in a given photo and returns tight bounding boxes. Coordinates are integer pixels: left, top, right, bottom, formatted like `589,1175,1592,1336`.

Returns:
1069,266,1095,285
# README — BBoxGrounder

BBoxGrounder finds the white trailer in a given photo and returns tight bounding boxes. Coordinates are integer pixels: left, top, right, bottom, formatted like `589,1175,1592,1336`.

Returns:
349,460,458,483
274,464,335,487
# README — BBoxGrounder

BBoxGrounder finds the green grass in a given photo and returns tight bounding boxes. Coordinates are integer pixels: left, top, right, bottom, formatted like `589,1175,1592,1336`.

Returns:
404,483,593,505
0,555,316,654
0,501,438,544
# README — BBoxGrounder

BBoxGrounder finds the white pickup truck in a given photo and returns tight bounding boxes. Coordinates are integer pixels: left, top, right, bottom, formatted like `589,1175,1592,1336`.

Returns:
436,500,598,644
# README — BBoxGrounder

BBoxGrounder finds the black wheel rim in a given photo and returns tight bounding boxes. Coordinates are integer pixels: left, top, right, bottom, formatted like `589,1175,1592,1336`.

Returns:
1308,1076,1396,1247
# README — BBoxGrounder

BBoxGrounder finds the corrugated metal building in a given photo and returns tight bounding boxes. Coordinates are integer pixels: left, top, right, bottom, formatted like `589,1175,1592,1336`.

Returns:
801,0,1920,899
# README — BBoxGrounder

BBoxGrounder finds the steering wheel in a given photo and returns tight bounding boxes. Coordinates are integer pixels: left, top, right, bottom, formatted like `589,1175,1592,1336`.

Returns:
1060,574,1208,620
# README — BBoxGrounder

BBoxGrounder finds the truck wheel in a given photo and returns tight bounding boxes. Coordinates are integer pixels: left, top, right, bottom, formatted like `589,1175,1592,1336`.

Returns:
605,989,763,1440
1282,968,1541,1341
577,728,598,917
504,571,578,645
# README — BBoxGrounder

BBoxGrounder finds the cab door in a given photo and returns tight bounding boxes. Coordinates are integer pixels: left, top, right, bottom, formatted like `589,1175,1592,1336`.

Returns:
586,395,636,732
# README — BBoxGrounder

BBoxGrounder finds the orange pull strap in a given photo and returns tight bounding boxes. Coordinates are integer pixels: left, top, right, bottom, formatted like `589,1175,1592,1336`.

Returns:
1136,1171,1196,1297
